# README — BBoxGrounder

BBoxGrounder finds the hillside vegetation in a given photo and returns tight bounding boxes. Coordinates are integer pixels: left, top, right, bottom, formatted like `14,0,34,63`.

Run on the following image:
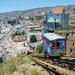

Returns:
0,53,47,75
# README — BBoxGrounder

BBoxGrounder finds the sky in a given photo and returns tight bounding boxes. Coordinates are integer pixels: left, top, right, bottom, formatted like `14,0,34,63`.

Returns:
0,0,75,13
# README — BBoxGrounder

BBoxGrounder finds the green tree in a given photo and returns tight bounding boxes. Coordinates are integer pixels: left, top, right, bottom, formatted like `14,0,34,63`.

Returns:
21,31,25,35
30,35,37,43
36,44,43,53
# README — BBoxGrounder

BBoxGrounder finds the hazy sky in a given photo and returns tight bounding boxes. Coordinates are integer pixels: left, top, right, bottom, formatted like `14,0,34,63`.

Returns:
0,0,75,13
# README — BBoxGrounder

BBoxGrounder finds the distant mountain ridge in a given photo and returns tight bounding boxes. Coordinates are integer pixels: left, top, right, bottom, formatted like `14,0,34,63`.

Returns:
0,5,75,21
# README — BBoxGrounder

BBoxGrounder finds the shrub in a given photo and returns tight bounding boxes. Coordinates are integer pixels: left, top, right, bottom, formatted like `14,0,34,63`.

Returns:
0,64,3,75
2,55,5,61
36,44,43,53
8,64,17,74
30,35,37,43
31,69,43,75
21,31,25,35
16,53,25,64
21,67,27,75
7,57,16,64
17,52,25,58
12,31,25,39
25,56,33,63
20,58,24,64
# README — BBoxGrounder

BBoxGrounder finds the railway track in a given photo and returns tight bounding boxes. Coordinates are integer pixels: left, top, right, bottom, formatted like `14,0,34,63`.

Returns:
29,55,75,75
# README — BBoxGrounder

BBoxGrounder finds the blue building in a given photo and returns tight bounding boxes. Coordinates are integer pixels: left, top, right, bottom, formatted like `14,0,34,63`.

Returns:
15,25,21,32
45,7,69,32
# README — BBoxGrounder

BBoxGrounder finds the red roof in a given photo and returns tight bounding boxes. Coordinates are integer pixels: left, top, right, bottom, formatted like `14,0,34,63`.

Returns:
51,7,64,13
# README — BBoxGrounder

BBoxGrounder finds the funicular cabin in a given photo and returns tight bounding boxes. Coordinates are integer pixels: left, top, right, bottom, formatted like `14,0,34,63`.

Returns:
42,33,67,56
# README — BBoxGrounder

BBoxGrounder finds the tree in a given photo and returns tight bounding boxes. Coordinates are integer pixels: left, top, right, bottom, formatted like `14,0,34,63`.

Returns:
36,44,43,53
21,31,25,35
30,35,37,43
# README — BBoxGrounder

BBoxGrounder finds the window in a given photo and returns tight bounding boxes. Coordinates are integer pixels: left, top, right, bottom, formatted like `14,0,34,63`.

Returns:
52,42,56,48
56,42,60,48
52,41,60,49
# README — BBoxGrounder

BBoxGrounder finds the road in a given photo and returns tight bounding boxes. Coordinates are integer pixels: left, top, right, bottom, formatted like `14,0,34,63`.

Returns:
0,27,14,45
0,26,15,59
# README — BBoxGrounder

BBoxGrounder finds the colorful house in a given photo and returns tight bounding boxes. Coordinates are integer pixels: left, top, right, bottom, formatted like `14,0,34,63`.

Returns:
15,25,21,31
45,7,69,31
42,33,67,56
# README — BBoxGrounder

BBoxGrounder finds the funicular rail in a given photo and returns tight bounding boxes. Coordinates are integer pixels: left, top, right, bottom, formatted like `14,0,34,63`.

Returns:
29,55,75,75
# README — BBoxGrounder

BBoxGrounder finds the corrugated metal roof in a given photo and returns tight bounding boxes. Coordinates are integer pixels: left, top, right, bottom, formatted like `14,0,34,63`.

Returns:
42,33,65,41
52,7,64,13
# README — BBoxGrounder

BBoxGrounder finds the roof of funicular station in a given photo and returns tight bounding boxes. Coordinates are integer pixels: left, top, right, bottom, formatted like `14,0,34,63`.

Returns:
42,33,65,41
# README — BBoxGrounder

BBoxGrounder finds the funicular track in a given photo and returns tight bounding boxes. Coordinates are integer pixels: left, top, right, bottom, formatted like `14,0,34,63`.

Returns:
29,55,75,75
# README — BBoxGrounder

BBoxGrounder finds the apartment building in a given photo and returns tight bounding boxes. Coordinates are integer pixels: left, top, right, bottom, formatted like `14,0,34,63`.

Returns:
45,7,69,32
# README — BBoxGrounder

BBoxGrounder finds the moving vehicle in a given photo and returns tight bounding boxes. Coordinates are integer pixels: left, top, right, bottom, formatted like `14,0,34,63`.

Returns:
42,33,67,56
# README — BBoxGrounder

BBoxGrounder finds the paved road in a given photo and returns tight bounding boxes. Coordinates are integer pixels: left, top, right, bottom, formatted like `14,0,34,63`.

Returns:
0,26,14,46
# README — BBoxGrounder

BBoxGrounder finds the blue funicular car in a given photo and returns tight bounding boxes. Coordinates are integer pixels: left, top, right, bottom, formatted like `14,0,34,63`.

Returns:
42,33,67,56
